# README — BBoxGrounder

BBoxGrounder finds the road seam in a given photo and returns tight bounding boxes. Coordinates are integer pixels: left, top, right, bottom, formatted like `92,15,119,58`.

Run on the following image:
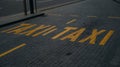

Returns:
37,0,84,11
38,0,53,3
87,16,97,18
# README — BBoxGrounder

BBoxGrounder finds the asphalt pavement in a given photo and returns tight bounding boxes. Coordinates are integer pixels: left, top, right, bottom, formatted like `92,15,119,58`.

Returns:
0,0,120,67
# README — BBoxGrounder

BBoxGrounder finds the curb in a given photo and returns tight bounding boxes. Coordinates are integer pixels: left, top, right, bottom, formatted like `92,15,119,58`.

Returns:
0,13,45,28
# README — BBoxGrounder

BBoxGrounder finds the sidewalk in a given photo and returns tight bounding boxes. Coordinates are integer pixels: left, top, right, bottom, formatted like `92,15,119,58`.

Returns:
0,0,120,67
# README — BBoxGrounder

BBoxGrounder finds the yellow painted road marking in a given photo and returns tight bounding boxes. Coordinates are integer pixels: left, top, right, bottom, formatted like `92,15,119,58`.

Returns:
42,28,57,36
66,19,77,24
1,23,31,33
20,25,51,36
7,24,36,34
0,43,26,58
61,28,86,42
99,30,114,46
32,26,56,37
87,16,97,18
108,16,120,19
52,27,78,39
79,29,106,45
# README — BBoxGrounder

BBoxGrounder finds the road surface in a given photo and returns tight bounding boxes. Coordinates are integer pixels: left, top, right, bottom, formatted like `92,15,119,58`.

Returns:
0,0,120,67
